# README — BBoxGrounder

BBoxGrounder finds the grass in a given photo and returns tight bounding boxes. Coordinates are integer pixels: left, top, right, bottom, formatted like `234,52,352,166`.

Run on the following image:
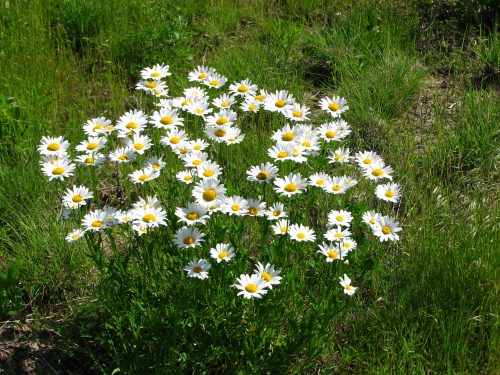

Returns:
0,0,498,373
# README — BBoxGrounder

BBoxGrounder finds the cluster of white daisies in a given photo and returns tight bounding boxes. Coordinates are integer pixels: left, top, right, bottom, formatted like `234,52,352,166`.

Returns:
38,63,403,298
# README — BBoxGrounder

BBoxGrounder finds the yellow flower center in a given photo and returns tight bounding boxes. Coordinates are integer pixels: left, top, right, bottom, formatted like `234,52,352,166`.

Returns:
91,220,102,228
297,233,305,239
255,94,265,101
336,216,344,222
382,226,392,235
192,159,202,166
153,90,161,95
335,155,343,161
138,174,149,182
201,170,213,178
248,104,257,111
126,122,138,129
216,117,228,125
181,99,191,106
228,137,236,142
151,72,161,77
372,169,384,177
292,111,302,118
284,183,297,192
328,102,340,111
281,132,295,141
193,266,202,273
248,207,258,215
302,141,311,147
238,85,248,93
134,143,144,150
277,151,288,158
275,99,286,108
84,157,93,164
385,191,394,198
327,250,337,258
343,242,350,248
179,148,188,155
345,284,352,290
142,214,156,223
218,251,228,259
203,189,216,201
184,237,195,245
325,130,336,138
145,81,156,89
152,163,161,169
316,179,325,185
193,145,202,150
195,108,203,114
86,142,98,150
369,218,376,225
170,136,180,144
332,185,342,192
47,143,60,151
221,101,230,107
261,272,272,282
72,194,83,203
93,124,103,131
256,171,269,180
183,175,192,181
107,125,114,131
280,227,287,233
198,73,208,79
209,79,219,86
231,204,241,211
72,234,79,240
118,154,128,161
273,210,281,216
245,283,258,293
363,158,372,164
52,167,65,175
160,116,173,125
186,212,199,220
214,129,226,137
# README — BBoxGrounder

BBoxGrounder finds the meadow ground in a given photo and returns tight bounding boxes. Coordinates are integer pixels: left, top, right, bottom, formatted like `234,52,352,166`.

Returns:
0,0,498,373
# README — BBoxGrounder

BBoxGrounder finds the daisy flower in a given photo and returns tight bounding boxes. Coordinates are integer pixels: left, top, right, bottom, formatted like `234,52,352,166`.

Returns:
273,173,308,197
135,79,168,96
271,124,304,143
363,161,394,181
62,185,92,209
129,167,160,184
318,242,345,262
210,244,235,263
176,170,196,184
316,121,350,142
114,210,133,225
173,227,205,249
204,72,227,89
225,130,245,145
362,210,382,228
42,159,75,181
284,103,310,122
160,129,188,148
323,176,348,195
221,195,249,216
212,93,236,109
83,117,112,137
126,134,152,154
150,108,184,129
82,209,111,232
131,206,168,229
38,136,70,156
39,152,70,166
184,86,208,99
197,161,223,180
233,274,269,299
204,124,237,143
319,96,349,117
254,262,282,289
272,219,290,235
324,226,351,242
75,137,106,153
372,216,401,242
240,99,261,113
157,98,174,109
264,90,295,113
339,274,357,296
175,203,210,226
116,109,148,137
188,65,216,82
66,229,85,243
309,172,330,188
246,162,279,183
375,182,401,203
75,153,105,167
184,259,211,280
229,78,257,97
109,147,136,164
328,147,351,164
188,138,209,152
187,99,213,117
340,238,357,252
253,89,268,103
298,133,321,155
354,150,383,169
141,63,171,80
327,210,353,227
182,151,209,169
206,109,238,127
288,224,316,242
246,198,266,217
265,202,287,220
192,178,227,207
267,143,296,162
133,195,162,210
144,156,166,171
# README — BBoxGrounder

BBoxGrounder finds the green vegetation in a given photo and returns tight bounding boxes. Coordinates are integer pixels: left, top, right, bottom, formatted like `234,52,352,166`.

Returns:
0,0,498,373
